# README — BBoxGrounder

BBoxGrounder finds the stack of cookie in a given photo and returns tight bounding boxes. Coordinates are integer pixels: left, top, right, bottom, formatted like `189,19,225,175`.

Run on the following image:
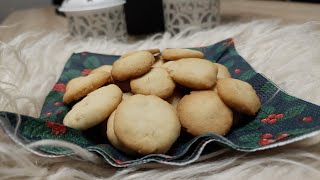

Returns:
62,48,261,155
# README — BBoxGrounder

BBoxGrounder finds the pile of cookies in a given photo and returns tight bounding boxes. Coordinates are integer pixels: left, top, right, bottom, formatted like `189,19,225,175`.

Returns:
62,48,261,155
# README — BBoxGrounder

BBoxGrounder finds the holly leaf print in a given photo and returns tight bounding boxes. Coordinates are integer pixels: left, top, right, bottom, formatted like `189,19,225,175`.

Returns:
60,69,81,82
65,54,81,68
256,106,276,119
239,70,256,81
223,60,235,69
283,105,307,120
84,56,101,69
282,93,297,102
260,82,278,94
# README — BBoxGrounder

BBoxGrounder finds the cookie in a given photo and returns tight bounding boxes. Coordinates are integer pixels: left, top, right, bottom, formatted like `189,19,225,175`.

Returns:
214,63,231,79
177,91,233,136
122,92,133,100
111,51,155,81
63,84,122,130
63,71,111,104
92,65,132,92
90,65,112,75
106,110,136,155
217,78,261,116
121,49,160,59
162,48,204,61
152,56,166,68
90,65,114,83
162,58,218,90
211,84,218,93
130,68,175,99
114,94,181,155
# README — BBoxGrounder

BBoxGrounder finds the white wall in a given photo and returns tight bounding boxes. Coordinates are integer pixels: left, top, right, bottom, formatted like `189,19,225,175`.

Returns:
0,0,52,22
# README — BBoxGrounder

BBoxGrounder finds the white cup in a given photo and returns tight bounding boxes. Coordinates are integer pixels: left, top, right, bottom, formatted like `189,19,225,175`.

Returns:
59,0,127,41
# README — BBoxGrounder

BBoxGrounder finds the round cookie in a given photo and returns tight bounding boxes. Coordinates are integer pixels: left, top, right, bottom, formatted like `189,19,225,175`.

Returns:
152,56,166,68
211,84,218,93
162,48,204,60
63,84,122,130
111,51,155,81
177,91,233,136
121,49,160,59
63,71,112,104
162,58,218,90
122,92,133,100
90,65,114,84
106,110,136,155
130,68,176,99
217,78,261,116
214,63,231,79
90,65,112,75
114,94,181,155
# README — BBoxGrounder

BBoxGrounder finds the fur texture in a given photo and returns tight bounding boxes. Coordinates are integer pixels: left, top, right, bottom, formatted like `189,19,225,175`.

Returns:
1,20,320,179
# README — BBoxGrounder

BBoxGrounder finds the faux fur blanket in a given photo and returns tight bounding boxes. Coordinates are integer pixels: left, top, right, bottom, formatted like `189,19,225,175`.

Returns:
1,20,320,180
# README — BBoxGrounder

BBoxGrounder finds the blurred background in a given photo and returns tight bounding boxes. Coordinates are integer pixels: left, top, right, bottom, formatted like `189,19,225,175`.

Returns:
0,0,319,42
1,0,319,23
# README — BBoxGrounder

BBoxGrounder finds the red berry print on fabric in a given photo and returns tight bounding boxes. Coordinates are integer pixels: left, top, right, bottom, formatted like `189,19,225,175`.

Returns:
53,83,66,92
258,132,290,146
223,39,234,45
57,109,64,115
268,114,277,119
234,68,241,74
276,134,289,140
261,133,273,139
261,113,285,124
46,121,67,135
258,138,275,146
54,102,62,106
275,114,284,119
81,69,92,76
268,118,277,124
302,116,313,122
115,159,123,165
44,112,52,117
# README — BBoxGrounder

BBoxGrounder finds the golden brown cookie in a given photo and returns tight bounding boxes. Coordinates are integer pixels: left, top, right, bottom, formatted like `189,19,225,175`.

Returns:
63,84,123,130
63,72,111,104
162,48,204,61
90,65,114,83
130,68,175,99
211,84,218,93
214,63,231,79
121,49,160,59
152,56,166,68
177,91,233,136
111,51,155,81
162,58,218,90
122,92,133,100
217,78,261,116
114,94,181,155
90,65,112,75
106,110,136,155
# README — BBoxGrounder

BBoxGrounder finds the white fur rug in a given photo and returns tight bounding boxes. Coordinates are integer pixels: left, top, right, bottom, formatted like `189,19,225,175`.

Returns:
1,20,320,179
